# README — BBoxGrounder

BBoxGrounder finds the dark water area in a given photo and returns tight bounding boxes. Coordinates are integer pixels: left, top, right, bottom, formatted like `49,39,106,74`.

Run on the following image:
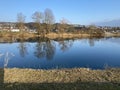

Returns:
0,37,120,69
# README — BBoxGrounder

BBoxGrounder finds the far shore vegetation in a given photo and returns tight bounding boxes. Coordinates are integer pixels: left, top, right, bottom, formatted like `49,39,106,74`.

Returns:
0,8,120,40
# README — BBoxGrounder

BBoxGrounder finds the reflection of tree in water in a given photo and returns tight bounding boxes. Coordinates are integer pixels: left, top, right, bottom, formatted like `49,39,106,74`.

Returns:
46,40,56,60
88,39,95,47
59,39,73,52
34,42,45,59
18,40,28,57
88,38,100,47
34,38,56,60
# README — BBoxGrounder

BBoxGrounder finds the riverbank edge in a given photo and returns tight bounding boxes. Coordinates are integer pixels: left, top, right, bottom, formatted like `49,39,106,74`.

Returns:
1,32,120,39
0,68,120,90
3,68,120,83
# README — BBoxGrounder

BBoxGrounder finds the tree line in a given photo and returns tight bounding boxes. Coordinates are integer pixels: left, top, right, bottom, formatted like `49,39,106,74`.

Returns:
1,8,119,37
17,8,72,37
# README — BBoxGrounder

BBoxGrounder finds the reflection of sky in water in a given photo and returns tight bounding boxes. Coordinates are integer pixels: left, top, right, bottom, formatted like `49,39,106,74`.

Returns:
0,37,120,69
103,37,120,45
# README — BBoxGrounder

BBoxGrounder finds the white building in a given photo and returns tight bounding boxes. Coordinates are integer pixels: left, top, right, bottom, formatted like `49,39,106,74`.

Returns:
11,29,20,32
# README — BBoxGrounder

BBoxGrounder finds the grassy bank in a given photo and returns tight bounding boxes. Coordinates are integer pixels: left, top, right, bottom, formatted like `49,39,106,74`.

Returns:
0,68,120,90
45,33,91,39
0,32,91,39
1,32,120,40
4,68,120,83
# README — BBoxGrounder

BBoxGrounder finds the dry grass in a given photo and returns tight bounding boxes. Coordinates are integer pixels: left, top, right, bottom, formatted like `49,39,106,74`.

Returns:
0,68,120,90
105,32,120,37
4,68,120,83
46,33,90,39
1,32,120,40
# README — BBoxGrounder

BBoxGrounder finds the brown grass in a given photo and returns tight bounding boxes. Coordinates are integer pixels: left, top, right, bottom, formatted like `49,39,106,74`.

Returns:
4,68,120,83
46,33,90,39
0,68,120,90
1,32,120,40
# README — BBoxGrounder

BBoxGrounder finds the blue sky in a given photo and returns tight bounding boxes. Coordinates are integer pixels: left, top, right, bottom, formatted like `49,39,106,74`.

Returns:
0,0,120,25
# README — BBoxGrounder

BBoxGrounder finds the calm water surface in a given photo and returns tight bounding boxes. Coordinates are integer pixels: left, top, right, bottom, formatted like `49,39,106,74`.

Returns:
0,37,120,69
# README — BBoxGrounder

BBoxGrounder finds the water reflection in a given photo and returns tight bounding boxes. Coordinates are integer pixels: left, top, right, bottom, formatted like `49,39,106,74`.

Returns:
0,37,120,69
34,38,56,60
4,52,14,68
0,53,4,58
88,39,95,47
0,51,14,68
18,42,28,57
58,38,73,52
88,37,103,47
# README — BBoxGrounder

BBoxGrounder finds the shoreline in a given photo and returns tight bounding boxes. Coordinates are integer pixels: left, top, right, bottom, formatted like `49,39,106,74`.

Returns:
0,32,120,41
0,68,120,89
3,68,120,83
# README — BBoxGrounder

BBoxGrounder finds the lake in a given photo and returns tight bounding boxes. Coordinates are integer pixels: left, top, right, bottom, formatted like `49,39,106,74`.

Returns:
0,37,120,69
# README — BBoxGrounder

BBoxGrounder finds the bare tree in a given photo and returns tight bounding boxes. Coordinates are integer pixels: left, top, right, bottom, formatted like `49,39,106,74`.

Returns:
17,13,26,37
43,8,55,34
88,24,103,36
59,18,69,34
88,24,97,30
32,11,43,36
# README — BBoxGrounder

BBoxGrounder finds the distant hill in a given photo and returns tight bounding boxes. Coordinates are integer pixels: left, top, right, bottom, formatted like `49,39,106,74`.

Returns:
95,19,120,27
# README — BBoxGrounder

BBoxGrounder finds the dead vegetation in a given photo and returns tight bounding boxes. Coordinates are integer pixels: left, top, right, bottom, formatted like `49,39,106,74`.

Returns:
4,68,120,83
0,68,119,90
